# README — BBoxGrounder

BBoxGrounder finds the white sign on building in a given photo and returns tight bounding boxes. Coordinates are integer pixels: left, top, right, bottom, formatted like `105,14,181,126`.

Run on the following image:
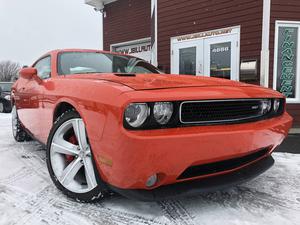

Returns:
111,38,152,63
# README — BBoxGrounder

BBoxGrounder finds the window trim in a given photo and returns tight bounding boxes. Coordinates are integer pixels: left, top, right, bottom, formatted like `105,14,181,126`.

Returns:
273,20,300,104
33,55,52,80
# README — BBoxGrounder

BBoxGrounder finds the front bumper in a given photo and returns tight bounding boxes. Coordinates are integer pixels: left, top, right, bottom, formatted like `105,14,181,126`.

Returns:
91,112,292,191
109,155,274,201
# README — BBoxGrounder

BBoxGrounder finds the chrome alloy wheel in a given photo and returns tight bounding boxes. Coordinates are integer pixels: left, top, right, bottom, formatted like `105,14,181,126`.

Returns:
50,119,97,194
12,105,18,137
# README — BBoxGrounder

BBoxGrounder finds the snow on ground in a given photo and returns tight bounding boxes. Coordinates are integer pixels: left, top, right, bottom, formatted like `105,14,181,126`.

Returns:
0,113,300,225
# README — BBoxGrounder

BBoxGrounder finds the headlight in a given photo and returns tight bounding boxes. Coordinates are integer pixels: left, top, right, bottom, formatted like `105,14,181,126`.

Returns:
273,99,280,112
124,103,149,128
153,102,173,125
260,99,272,115
4,95,11,101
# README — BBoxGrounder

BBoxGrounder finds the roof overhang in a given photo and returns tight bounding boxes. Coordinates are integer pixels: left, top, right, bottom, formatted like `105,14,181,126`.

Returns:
85,0,118,10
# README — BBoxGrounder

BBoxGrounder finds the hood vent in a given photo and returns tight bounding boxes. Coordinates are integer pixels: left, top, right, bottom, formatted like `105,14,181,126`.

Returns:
114,73,136,77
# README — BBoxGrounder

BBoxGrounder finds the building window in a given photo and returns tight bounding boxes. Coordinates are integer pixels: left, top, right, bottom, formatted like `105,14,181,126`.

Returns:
274,21,300,103
179,47,196,75
210,42,231,79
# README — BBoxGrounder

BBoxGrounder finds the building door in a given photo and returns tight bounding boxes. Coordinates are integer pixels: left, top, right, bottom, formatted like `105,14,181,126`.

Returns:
203,34,239,80
172,41,203,75
171,27,240,80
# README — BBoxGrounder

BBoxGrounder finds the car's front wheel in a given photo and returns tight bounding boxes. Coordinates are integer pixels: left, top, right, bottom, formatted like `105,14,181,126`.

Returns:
46,110,108,202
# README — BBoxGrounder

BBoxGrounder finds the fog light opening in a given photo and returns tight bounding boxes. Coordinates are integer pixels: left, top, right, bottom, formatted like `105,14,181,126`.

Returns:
146,174,158,188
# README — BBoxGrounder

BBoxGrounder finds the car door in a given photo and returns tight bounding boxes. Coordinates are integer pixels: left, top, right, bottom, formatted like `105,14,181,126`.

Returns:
17,56,51,141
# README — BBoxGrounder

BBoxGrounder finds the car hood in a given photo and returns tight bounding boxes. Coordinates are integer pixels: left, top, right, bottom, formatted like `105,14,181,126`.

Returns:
69,73,253,90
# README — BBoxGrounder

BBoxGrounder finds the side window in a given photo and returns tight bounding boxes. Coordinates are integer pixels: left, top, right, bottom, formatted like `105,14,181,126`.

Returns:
34,56,51,79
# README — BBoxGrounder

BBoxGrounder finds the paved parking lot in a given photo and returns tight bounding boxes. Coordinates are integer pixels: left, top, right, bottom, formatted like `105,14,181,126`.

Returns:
275,134,300,154
0,113,300,225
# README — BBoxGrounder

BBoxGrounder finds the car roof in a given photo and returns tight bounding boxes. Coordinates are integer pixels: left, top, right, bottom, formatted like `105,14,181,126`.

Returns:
45,49,132,58
33,49,143,67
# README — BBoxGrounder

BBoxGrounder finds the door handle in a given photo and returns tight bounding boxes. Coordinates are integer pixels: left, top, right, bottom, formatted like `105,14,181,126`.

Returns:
198,63,203,74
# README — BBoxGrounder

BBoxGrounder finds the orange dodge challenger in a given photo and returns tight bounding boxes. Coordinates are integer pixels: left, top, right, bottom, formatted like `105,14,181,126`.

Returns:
11,49,292,202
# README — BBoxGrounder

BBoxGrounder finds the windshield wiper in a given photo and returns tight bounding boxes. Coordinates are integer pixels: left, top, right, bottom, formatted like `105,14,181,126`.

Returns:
72,71,105,74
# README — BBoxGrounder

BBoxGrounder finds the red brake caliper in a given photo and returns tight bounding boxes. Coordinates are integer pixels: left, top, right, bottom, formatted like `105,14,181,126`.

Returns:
66,135,78,163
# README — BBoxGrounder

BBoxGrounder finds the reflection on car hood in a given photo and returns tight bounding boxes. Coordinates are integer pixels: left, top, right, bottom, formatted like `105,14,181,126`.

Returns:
69,73,254,90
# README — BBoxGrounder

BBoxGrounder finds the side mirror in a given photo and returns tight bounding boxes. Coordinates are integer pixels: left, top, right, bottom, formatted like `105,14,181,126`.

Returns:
19,67,37,80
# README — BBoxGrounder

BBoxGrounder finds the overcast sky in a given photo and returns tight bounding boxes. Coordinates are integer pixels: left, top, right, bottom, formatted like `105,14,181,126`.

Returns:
0,0,103,66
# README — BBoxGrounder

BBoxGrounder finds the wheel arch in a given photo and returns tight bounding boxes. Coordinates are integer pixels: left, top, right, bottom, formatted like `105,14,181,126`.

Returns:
52,98,107,142
53,99,82,124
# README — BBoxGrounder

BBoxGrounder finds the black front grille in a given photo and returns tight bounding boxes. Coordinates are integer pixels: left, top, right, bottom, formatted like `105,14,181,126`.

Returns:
177,147,270,180
124,98,284,130
180,99,265,124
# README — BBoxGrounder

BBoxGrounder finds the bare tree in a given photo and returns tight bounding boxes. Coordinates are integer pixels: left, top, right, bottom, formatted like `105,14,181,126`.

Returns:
0,60,21,82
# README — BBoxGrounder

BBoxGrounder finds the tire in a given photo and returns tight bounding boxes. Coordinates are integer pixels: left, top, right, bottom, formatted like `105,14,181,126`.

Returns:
0,101,4,113
4,102,12,113
12,105,32,142
46,110,108,202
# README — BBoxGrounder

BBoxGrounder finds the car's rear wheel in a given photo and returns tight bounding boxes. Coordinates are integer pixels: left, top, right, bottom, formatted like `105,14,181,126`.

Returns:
12,105,31,142
46,110,108,202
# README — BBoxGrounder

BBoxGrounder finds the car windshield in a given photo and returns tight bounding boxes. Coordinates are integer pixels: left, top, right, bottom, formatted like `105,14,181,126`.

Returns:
58,52,162,75
0,83,13,92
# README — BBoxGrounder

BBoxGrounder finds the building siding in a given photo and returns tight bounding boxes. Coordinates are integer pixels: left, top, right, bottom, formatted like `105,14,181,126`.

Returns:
102,0,299,128
269,0,300,127
157,0,263,84
103,0,151,51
